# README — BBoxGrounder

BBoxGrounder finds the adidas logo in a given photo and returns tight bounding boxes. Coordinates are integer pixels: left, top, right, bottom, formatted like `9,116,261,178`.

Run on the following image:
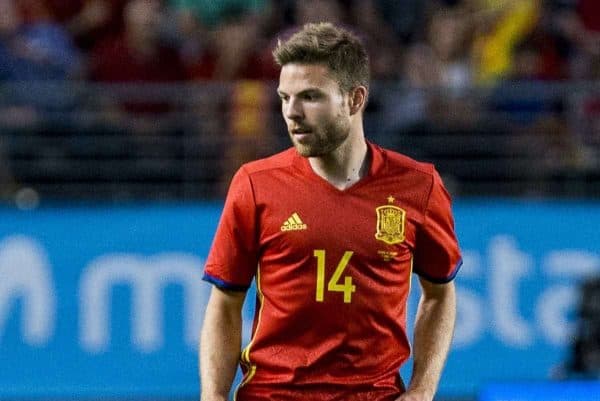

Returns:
280,213,307,231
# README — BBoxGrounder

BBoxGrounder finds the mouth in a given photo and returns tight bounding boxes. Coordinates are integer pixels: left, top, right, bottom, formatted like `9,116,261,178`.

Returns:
291,129,313,143
291,127,311,134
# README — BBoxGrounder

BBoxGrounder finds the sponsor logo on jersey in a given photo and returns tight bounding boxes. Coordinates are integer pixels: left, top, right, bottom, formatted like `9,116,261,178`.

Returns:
377,250,398,261
375,197,406,244
281,213,307,231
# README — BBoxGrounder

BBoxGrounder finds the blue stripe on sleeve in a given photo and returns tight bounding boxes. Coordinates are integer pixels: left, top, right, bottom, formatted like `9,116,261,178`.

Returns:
414,258,463,284
202,273,250,292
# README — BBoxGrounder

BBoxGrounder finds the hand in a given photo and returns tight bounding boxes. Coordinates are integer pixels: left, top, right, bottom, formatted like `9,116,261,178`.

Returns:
395,388,434,401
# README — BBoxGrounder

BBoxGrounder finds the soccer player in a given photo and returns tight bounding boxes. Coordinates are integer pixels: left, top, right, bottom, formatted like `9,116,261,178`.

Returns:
200,22,462,401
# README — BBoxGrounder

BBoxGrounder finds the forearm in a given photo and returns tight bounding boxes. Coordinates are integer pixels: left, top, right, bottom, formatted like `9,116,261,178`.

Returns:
200,290,244,401
408,282,456,399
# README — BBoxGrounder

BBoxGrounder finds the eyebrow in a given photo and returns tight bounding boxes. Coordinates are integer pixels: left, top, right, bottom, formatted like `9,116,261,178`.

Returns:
277,87,323,97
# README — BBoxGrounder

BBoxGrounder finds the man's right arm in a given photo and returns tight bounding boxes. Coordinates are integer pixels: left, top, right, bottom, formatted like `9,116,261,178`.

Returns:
200,286,247,401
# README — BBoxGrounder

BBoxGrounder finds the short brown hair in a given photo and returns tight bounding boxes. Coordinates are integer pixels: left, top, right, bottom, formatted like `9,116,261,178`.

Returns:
273,22,370,93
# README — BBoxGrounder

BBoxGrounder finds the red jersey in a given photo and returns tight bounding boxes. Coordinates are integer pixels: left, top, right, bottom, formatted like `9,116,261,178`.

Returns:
204,142,462,401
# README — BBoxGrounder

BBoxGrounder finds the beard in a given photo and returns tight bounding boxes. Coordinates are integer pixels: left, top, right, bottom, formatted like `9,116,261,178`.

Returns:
289,113,351,157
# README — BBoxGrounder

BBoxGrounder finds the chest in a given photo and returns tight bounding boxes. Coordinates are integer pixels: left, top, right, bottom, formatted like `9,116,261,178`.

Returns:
255,175,426,267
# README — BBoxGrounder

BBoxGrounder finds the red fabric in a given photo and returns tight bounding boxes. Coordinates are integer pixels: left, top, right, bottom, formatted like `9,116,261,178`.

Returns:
42,0,127,50
204,142,461,399
91,36,185,82
15,0,54,23
90,35,186,113
537,41,565,80
578,0,600,32
40,0,84,22
584,98,600,115
186,48,279,81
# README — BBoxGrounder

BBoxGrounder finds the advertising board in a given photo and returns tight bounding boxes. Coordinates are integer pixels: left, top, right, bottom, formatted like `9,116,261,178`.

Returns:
1,202,598,398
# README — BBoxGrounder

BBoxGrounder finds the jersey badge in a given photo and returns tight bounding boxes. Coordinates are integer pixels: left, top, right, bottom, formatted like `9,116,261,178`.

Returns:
281,212,307,231
375,197,406,244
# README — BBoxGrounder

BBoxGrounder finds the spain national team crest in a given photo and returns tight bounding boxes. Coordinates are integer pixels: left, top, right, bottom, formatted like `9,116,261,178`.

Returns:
375,199,406,245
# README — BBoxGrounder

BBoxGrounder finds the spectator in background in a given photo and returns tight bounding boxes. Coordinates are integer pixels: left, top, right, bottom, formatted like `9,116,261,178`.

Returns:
186,6,271,81
170,0,272,80
260,0,351,55
0,0,82,115
369,0,427,45
72,0,127,51
170,0,266,29
0,0,82,198
293,0,348,26
40,0,128,52
470,0,540,85
247,0,355,82
426,5,473,93
567,276,600,378
553,0,600,79
381,2,476,134
0,0,82,82
191,5,279,194
89,0,186,114
0,0,22,81
262,0,407,80
551,0,599,168
486,32,589,189
350,0,404,80
427,4,479,127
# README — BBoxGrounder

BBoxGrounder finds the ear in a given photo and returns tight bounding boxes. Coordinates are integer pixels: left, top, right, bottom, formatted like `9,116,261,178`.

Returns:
348,86,368,115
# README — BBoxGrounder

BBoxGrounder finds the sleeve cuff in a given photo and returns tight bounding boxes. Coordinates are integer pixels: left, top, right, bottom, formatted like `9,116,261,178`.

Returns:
414,258,463,284
202,273,250,292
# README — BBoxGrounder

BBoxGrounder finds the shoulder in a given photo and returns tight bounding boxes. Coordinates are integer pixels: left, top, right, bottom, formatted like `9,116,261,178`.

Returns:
374,144,447,207
240,147,298,177
377,144,437,179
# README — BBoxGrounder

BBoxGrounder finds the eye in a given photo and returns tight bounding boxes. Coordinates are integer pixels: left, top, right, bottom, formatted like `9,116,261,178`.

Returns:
303,92,319,101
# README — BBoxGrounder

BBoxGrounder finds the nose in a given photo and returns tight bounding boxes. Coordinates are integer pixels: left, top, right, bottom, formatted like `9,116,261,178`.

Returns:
284,97,303,121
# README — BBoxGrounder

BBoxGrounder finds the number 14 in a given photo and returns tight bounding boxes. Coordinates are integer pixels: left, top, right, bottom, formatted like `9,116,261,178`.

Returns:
314,250,356,303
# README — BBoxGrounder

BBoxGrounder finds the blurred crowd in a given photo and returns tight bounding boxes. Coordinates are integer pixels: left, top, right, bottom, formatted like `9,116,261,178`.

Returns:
0,0,598,87
0,0,599,200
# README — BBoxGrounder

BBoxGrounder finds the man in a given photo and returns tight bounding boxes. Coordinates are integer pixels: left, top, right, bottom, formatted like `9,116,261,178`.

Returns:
200,22,461,401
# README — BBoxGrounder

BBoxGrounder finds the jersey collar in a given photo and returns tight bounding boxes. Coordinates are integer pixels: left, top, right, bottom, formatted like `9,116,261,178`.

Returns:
292,140,386,192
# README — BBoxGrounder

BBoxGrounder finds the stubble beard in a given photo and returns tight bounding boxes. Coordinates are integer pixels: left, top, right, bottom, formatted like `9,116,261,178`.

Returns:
291,114,351,158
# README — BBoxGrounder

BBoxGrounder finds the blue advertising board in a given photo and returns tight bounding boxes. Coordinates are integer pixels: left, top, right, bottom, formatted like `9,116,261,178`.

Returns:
479,381,600,401
0,201,599,398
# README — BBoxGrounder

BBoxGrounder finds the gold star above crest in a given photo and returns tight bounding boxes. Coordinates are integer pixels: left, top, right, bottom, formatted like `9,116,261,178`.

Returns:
387,195,395,204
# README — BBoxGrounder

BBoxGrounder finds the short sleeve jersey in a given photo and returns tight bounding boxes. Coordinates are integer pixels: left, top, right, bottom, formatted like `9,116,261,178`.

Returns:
203,142,462,401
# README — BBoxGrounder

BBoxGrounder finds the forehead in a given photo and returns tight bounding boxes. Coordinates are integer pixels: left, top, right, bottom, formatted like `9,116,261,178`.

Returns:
278,63,339,94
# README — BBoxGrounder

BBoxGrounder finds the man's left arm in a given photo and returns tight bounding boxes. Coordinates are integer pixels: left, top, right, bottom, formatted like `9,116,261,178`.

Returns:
397,278,456,401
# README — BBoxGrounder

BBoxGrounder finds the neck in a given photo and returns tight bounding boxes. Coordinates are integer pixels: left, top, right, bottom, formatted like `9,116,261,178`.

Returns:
308,130,369,190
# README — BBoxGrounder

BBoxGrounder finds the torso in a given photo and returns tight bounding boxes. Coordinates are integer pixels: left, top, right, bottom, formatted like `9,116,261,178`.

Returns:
205,142,461,400
234,143,436,399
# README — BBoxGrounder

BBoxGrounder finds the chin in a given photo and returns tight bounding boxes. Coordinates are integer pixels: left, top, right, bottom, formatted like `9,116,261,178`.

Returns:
293,144,314,157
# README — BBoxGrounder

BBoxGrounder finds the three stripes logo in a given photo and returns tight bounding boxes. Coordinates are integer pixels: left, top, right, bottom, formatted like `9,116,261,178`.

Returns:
280,212,307,231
